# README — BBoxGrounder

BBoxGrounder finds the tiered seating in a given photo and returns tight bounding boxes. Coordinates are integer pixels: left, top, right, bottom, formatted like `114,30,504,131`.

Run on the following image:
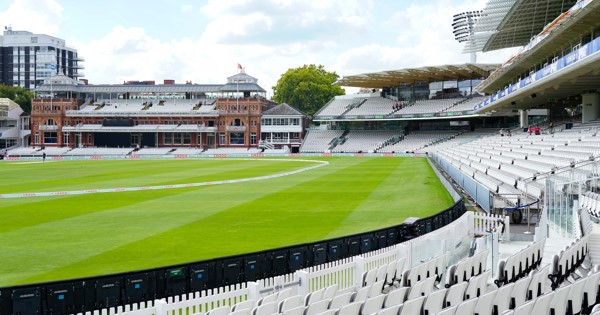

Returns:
316,98,362,117
445,250,488,288
136,148,174,155
171,148,204,155
67,147,133,155
445,96,484,112
203,148,262,154
34,147,72,156
7,147,39,155
380,131,458,153
431,122,600,208
300,130,344,153
345,97,395,117
396,98,464,115
548,234,591,289
332,131,400,153
495,238,546,287
581,191,600,218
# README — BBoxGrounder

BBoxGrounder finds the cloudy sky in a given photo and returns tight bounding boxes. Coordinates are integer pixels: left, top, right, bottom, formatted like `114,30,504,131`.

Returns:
0,0,517,96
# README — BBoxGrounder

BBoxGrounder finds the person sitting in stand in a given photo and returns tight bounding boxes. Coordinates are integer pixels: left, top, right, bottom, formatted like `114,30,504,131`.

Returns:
534,124,541,135
528,126,533,135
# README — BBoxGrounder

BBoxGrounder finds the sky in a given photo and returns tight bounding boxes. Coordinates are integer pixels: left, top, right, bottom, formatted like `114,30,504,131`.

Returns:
0,0,518,96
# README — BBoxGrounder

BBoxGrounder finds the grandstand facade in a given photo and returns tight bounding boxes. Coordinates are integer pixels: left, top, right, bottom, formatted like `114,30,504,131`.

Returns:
27,71,303,150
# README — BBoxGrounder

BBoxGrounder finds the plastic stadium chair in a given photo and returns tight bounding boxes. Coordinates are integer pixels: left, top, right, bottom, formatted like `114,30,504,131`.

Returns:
230,310,251,315
277,288,294,303
407,275,436,300
362,269,378,287
339,301,363,315
257,292,278,306
435,305,457,315
279,296,303,313
473,290,496,315
251,301,277,315
530,291,554,315
583,270,600,310
509,277,531,309
445,281,468,307
376,265,388,282
323,284,338,301
398,296,426,315
315,310,337,315
305,299,330,315
455,297,477,315
329,292,353,310
376,305,401,315
232,299,256,312
207,305,231,315
383,287,409,307
567,278,586,315
422,288,447,315
305,288,325,306
549,285,570,315
368,280,385,298
492,278,514,315
511,300,534,315
353,286,371,303
360,294,385,315
281,306,305,315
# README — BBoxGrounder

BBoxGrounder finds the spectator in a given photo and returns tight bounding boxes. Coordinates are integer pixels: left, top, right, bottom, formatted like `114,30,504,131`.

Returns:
534,124,540,135
528,126,533,135
549,121,554,134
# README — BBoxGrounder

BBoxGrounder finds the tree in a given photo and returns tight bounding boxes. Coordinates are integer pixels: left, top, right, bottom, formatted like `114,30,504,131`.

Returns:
0,84,34,112
272,64,345,116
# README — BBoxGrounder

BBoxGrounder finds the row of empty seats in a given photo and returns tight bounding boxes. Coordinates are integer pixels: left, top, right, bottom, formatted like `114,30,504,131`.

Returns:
301,130,345,153
332,131,401,153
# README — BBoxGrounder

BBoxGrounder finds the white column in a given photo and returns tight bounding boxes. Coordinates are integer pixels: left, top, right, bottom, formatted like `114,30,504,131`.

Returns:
519,109,528,128
582,93,600,123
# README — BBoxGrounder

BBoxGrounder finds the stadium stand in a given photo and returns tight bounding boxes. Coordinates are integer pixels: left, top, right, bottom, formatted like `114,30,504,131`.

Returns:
331,131,401,153
300,130,345,153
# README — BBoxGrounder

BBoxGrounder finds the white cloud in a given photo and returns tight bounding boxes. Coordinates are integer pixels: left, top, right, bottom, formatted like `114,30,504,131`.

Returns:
0,0,524,98
0,0,62,35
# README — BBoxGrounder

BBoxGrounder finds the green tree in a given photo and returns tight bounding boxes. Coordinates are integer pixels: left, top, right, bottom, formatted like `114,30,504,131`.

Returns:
0,84,34,112
272,64,345,116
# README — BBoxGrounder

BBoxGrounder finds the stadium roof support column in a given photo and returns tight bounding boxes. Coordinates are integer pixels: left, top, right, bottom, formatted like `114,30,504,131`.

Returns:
582,93,600,124
519,109,528,128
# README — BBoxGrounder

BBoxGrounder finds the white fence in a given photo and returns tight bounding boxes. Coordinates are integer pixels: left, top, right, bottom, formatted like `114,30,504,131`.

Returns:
76,211,505,315
473,211,510,241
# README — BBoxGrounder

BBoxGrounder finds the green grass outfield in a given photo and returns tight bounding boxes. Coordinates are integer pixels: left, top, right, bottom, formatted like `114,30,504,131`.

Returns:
0,157,453,287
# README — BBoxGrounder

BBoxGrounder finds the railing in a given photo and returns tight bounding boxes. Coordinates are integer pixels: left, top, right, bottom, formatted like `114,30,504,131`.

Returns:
473,212,510,241
74,210,482,315
0,179,465,315
314,109,475,121
475,34,600,112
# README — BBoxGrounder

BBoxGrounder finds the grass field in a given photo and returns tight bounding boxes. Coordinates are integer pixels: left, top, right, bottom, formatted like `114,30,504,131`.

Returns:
0,157,453,287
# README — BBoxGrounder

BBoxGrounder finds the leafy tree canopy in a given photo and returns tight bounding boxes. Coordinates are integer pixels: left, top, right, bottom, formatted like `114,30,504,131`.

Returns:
0,84,34,113
272,64,345,116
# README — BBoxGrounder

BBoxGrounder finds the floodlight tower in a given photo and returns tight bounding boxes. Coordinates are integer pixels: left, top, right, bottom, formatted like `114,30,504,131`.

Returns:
452,11,482,63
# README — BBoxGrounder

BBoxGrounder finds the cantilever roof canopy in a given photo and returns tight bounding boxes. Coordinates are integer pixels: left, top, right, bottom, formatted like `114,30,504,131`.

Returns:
335,64,499,89
464,0,578,53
